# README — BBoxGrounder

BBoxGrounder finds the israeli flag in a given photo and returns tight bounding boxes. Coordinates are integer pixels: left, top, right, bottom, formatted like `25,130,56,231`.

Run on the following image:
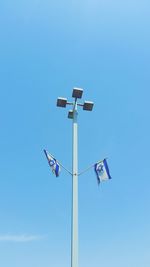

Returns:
94,159,111,184
44,150,60,177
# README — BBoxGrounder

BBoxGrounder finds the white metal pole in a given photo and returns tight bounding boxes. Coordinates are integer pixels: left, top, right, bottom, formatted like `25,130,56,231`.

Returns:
71,99,78,267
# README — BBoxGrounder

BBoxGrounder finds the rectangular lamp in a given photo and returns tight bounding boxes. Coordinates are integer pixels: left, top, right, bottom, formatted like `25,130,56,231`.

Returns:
57,97,67,108
72,88,83,99
83,101,94,111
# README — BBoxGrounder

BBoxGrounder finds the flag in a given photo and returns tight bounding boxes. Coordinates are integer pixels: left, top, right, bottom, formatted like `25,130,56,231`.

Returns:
44,149,60,177
94,159,111,184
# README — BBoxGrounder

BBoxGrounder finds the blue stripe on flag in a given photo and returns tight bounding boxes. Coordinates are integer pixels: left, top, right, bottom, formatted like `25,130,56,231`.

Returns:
44,149,48,161
94,163,100,185
55,163,59,177
103,159,111,179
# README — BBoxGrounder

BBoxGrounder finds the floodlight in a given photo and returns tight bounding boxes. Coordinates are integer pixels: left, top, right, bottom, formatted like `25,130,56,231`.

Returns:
57,97,67,107
72,88,83,99
68,110,74,119
83,101,94,111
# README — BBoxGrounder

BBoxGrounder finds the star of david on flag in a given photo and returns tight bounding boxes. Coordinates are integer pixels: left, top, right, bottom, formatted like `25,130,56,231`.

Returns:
94,159,111,184
44,149,60,177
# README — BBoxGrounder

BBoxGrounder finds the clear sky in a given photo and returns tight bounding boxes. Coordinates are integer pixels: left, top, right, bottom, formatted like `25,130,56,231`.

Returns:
0,0,150,266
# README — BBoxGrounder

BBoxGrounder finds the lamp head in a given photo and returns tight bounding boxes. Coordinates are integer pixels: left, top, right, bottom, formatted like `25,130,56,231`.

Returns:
83,101,94,111
57,97,67,108
72,88,83,99
68,110,74,119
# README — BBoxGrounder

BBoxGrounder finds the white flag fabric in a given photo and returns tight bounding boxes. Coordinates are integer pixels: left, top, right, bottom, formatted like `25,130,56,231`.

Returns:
94,159,111,184
44,150,60,177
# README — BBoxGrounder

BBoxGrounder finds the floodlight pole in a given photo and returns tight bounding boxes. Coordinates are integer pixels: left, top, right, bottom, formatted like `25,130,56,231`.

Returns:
72,98,78,267
57,88,94,267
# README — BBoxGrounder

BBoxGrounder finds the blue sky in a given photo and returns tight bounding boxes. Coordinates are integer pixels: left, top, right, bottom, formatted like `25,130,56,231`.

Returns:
0,0,150,266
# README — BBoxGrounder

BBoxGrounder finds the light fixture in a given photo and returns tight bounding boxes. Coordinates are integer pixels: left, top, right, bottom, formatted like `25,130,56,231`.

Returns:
83,101,94,111
57,97,67,108
72,88,83,99
68,110,74,119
